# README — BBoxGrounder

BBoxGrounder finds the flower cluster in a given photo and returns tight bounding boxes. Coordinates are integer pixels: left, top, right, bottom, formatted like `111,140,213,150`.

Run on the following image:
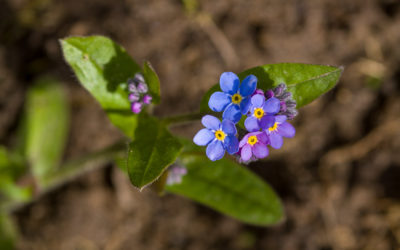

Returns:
194,72,297,162
127,73,152,114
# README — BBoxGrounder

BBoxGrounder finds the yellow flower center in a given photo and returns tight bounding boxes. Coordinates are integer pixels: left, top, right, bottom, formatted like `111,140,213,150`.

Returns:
231,94,242,104
254,108,264,119
247,135,258,146
214,130,226,141
268,122,278,132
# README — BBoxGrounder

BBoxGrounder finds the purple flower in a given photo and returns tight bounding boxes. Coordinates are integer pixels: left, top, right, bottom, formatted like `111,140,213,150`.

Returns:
244,95,281,132
131,102,142,114
143,94,152,104
208,72,257,123
127,73,152,114
166,165,187,185
265,115,296,149
239,131,269,162
266,83,298,120
193,115,239,161
129,93,140,102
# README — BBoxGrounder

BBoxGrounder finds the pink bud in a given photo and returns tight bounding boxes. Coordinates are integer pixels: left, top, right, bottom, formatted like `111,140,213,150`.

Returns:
143,95,152,104
131,102,142,114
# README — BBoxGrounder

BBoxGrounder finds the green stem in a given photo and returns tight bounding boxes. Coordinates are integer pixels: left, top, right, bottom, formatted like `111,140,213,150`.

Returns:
162,112,204,126
3,141,126,213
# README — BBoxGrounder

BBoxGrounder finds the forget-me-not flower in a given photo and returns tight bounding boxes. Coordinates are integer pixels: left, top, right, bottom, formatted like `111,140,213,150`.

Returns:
244,94,281,132
265,115,296,149
238,131,269,162
208,72,257,123
193,115,239,161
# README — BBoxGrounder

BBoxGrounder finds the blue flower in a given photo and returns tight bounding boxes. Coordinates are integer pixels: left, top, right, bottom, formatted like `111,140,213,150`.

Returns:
208,72,257,123
193,115,239,161
265,115,296,149
244,94,280,132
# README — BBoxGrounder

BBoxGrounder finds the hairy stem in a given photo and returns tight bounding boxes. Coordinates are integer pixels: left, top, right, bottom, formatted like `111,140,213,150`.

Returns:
3,141,126,213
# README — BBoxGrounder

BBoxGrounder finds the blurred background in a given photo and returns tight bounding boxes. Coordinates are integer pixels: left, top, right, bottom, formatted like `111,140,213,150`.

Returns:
1,0,400,249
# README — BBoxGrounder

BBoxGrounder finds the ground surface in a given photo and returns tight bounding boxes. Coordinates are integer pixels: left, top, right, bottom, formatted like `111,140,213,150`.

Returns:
1,0,400,249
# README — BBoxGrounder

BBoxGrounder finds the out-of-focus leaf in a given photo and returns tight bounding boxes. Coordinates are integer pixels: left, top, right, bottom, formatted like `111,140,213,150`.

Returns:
25,77,69,186
200,63,343,111
127,114,182,189
0,177,31,202
166,139,283,226
0,213,17,250
60,36,140,138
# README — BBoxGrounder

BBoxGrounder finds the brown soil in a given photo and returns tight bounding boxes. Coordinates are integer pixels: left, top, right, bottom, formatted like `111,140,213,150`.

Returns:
1,0,400,249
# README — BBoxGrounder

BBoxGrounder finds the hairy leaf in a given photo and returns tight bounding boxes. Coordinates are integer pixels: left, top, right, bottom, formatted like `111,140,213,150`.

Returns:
60,36,140,138
127,114,182,189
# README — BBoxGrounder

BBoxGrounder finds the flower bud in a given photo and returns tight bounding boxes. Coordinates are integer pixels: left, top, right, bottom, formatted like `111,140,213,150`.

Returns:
131,102,142,114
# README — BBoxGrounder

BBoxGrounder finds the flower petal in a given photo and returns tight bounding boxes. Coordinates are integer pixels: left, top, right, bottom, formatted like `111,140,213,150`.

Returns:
239,74,257,96
278,122,296,138
264,97,281,114
224,135,239,154
253,143,269,159
209,92,231,112
241,144,252,162
269,133,283,149
220,72,240,95
202,115,221,131
250,94,265,109
275,115,287,124
239,134,250,148
259,115,275,130
206,140,225,161
240,97,251,115
193,128,215,146
256,131,269,145
244,116,260,132
221,119,237,135
222,104,242,123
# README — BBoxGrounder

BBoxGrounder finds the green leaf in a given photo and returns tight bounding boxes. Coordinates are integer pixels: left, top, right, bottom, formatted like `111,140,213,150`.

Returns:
166,151,283,226
0,177,31,202
200,63,343,111
60,36,140,138
0,213,16,250
25,77,69,186
127,114,183,189
142,61,161,104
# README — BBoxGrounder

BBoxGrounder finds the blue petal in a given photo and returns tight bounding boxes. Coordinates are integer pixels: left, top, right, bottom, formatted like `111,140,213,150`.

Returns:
259,115,275,130
193,128,215,146
244,116,260,132
202,115,221,131
222,104,242,123
209,92,231,112
250,94,265,108
206,140,225,161
224,135,239,154
220,72,240,95
269,133,283,149
275,115,287,123
221,119,237,135
264,97,281,115
240,97,251,114
278,122,296,138
239,74,257,96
